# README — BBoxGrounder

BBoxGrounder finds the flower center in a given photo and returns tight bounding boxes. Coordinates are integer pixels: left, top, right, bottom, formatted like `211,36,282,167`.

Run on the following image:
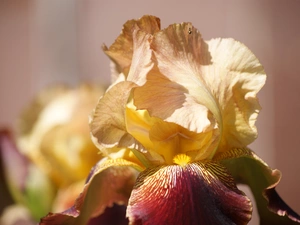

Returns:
173,154,191,167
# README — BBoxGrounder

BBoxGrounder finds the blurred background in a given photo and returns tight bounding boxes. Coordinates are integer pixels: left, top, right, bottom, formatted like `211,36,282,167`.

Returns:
0,0,300,224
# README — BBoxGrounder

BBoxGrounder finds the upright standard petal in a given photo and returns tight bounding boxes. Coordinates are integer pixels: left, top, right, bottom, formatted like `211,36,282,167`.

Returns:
133,23,223,160
202,39,266,152
103,15,160,77
127,161,252,225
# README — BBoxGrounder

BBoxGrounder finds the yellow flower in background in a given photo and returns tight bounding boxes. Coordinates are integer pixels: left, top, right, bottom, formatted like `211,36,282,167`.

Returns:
40,16,300,225
17,84,104,188
0,84,104,223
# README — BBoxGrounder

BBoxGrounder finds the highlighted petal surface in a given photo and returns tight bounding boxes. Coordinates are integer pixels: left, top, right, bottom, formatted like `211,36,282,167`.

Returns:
127,162,252,225
203,39,266,151
40,158,141,225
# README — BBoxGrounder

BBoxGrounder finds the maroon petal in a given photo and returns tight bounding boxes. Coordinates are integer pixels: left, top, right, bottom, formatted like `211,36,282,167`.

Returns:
88,204,128,225
127,161,252,225
264,188,300,224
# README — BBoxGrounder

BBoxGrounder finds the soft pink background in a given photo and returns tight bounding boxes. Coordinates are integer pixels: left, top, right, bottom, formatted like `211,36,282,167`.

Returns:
1,0,300,224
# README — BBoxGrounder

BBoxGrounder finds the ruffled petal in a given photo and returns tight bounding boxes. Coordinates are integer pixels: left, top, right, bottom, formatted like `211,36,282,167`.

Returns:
40,158,142,225
143,24,221,132
133,67,220,161
133,23,222,159
127,161,252,225
216,148,300,224
202,38,266,151
103,15,160,77
90,81,137,152
135,22,266,156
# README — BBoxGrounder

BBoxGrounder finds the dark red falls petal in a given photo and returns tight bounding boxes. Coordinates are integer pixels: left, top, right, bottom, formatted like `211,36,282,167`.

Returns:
127,161,252,225
88,204,128,225
263,188,300,224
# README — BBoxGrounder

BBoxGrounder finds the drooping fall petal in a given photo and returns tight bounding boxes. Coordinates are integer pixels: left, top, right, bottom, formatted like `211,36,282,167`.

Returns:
127,161,252,225
40,158,142,225
216,148,300,224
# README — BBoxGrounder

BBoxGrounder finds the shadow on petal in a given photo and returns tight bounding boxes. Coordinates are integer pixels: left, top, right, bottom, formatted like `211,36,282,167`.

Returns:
216,148,300,224
88,204,128,225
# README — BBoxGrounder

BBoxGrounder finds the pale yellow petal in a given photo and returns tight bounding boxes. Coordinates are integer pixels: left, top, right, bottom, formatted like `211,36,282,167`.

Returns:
201,38,266,151
125,100,166,165
149,121,220,163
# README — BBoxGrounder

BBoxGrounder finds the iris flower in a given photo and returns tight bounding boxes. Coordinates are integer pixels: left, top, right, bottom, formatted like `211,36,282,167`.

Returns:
0,84,104,224
40,15,300,225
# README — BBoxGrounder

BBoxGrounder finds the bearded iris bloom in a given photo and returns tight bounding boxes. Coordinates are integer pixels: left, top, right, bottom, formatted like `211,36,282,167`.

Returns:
40,15,300,225
0,84,104,224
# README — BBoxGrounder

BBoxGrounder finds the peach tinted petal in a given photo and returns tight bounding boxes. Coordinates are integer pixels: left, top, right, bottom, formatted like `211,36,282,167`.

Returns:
150,23,222,125
127,162,252,225
133,67,219,160
103,15,160,76
126,28,154,86
40,158,141,225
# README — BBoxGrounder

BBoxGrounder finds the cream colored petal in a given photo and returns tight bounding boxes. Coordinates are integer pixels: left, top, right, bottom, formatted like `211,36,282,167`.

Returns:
17,84,104,187
201,38,266,151
134,67,217,134
90,81,137,151
145,22,265,153
103,15,160,77
150,23,222,125
133,66,220,160
17,85,69,136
